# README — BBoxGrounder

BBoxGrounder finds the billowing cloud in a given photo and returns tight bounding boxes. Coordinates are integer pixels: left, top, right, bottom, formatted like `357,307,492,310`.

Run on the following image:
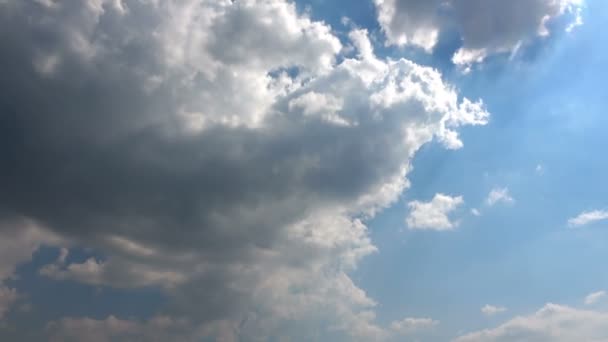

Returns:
568,210,608,227
481,305,507,316
375,0,584,66
455,303,608,342
486,187,514,206
0,0,488,339
407,194,464,230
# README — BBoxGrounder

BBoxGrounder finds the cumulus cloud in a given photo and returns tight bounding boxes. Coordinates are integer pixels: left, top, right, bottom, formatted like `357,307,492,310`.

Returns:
0,0,488,339
455,303,608,342
486,187,514,206
568,210,608,227
585,291,606,305
375,0,584,66
407,194,464,230
481,305,507,316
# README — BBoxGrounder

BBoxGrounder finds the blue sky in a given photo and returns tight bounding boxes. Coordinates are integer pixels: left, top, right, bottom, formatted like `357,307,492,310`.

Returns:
354,0,608,339
0,0,607,341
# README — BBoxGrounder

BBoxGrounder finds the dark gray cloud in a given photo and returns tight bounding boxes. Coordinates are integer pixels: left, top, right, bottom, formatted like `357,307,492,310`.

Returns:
0,1,487,340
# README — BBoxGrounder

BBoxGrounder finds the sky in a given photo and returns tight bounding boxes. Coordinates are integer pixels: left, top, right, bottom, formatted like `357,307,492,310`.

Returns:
0,0,607,341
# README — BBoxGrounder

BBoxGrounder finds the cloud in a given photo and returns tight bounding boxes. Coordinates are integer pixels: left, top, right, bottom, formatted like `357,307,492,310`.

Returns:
390,317,439,335
375,0,584,66
568,210,608,227
46,315,235,342
0,218,62,282
455,303,608,342
481,305,507,316
407,194,464,231
471,208,481,216
585,291,606,306
0,0,488,339
486,187,515,206
0,286,18,321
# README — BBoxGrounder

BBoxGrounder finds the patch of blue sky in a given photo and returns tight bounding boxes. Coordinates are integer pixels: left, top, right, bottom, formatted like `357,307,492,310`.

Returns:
353,0,608,339
1,246,166,340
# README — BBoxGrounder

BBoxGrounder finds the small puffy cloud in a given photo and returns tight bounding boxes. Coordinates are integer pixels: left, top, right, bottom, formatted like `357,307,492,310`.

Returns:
486,187,514,206
471,208,481,216
455,303,608,342
407,194,464,231
568,210,608,227
481,305,507,316
390,317,438,335
585,291,606,306
375,0,584,66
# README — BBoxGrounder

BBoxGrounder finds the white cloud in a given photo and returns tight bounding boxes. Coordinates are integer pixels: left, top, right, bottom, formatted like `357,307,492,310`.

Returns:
0,1,488,340
455,303,608,342
481,305,507,316
375,0,584,66
568,210,608,227
585,291,606,305
390,317,439,335
407,194,464,231
486,187,514,206
471,208,481,216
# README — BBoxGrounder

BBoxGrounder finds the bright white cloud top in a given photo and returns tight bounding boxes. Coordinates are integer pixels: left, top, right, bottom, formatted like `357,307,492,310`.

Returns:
568,210,608,227
407,194,464,230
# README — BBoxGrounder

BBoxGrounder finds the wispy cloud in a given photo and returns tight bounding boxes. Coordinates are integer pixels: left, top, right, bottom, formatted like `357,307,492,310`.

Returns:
481,304,507,316
486,187,514,206
568,210,608,227
585,291,606,305
390,317,438,335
